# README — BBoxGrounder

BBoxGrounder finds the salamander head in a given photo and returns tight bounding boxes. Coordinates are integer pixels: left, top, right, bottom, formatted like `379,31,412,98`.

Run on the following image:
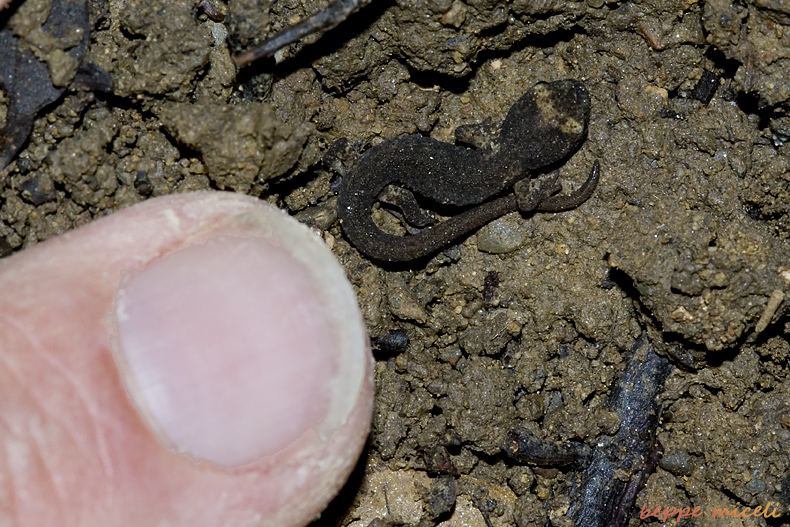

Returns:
498,80,591,170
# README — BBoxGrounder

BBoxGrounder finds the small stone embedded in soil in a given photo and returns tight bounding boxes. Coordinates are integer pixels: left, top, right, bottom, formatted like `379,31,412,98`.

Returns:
658,449,695,476
476,215,525,254
19,175,57,206
199,0,226,21
372,329,410,355
420,444,459,476
692,70,720,104
743,477,767,494
294,200,338,232
133,171,153,197
427,475,458,518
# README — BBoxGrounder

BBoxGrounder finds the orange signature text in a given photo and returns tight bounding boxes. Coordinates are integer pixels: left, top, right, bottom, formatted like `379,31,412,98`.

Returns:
640,504,702,522
640,502,782,522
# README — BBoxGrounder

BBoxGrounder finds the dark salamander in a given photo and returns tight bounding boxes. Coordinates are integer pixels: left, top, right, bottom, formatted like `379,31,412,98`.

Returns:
337,80,599,263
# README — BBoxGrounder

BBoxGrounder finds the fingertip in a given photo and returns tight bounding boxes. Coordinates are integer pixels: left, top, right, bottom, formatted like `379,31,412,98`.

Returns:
0,192,373,527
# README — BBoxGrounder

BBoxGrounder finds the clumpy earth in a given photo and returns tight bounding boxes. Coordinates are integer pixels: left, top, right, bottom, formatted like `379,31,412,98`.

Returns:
2,0,790,525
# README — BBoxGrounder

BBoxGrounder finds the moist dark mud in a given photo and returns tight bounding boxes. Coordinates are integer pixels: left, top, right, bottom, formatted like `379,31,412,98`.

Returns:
2,0,790,525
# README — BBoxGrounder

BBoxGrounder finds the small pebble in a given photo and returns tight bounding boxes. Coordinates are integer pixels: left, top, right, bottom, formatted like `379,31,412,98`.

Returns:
476,216,524,254
428,475,457,518
692,70,720,105
373,329,409,355
659,449,695,476
744,475,766,494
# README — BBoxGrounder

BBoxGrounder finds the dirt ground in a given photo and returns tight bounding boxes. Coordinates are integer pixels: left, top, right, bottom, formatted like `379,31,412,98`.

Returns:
2,0,790,525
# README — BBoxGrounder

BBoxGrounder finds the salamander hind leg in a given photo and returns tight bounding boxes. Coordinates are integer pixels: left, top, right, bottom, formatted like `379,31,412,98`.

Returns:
535,160,600,212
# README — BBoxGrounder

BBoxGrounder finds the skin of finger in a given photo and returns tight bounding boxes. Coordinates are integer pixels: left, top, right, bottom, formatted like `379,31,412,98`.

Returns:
0,0,13,11
0,192,373,527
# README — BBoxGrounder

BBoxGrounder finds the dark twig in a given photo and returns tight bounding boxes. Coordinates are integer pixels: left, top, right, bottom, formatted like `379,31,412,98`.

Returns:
234,0,361,66
567,334,673,527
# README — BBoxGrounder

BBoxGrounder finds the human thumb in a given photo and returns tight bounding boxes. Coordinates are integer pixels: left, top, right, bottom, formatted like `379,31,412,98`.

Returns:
0,191,373,527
